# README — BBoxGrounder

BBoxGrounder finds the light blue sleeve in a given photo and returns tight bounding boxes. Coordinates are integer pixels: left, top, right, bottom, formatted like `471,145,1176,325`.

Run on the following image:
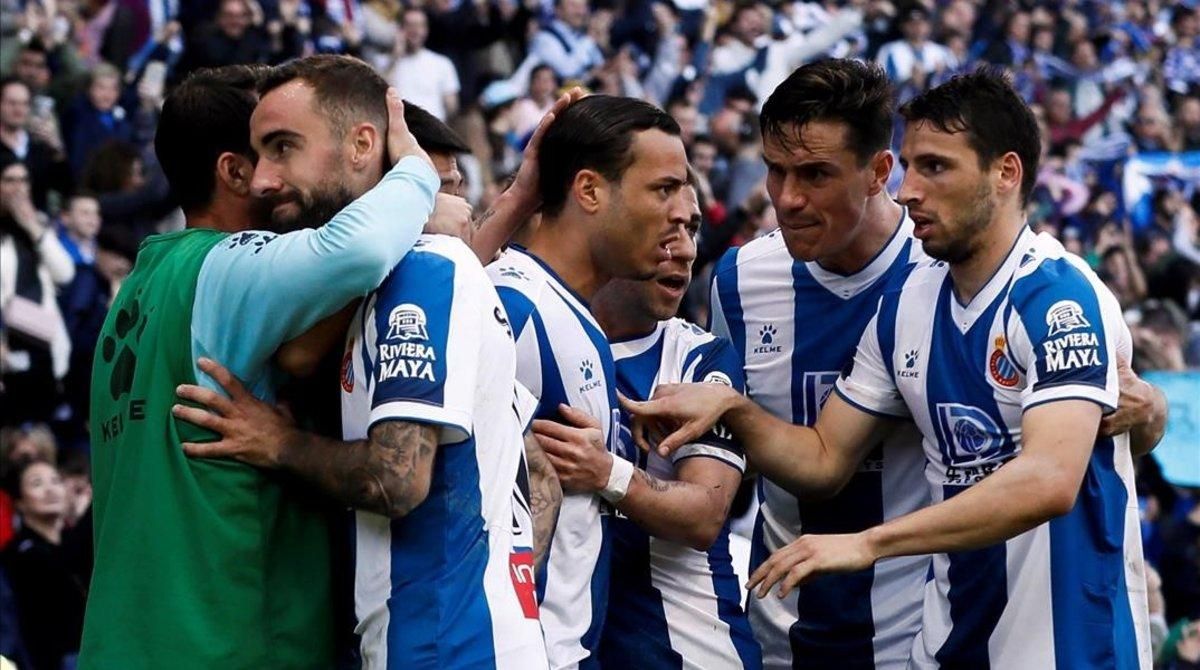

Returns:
191,156,440,398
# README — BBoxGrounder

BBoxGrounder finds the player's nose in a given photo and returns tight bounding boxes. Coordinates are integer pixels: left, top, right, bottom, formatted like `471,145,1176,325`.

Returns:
250,162,283,197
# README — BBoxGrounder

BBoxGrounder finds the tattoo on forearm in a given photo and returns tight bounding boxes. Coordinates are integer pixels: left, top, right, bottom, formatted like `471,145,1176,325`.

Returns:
472,205,496,231
288,421,437,518
634,469,685,494
524,435,562,568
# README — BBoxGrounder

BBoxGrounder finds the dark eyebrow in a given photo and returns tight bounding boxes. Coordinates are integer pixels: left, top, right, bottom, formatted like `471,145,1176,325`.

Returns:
652,175,688,188
259,129,300,149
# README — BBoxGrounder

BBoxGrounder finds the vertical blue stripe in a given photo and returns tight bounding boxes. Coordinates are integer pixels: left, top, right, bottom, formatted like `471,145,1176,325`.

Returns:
934,484,1008,669
530,311,567,603
385,436,494,669
713,249,746,362
708,524,764,669
1049,436,1140,670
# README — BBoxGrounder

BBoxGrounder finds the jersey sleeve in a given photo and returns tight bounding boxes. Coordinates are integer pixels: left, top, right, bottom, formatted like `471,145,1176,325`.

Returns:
513,381,539,435
192,157,439,395
835,299,910,419
368,248,481,444
494,284,547,415
674,336,747,473
1006,258,1119,413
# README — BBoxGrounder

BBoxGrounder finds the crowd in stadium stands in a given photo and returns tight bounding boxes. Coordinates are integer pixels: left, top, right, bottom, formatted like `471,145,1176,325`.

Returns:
0,0,1197,668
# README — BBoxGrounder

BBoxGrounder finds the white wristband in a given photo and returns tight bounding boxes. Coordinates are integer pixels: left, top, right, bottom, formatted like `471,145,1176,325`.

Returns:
599,457,635,504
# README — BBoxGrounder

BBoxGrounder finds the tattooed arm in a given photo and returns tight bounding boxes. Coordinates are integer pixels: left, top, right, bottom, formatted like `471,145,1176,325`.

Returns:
533,404,741,551
174,357,438,518
524,431,562,569
278,420,438,518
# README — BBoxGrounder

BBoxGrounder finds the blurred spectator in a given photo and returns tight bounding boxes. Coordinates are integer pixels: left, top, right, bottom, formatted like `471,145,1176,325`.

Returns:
0,77,72,211
1177,96,1200,151
875,6,956,88
80,140,175,240
525,0,602,82
511,64,559,139
65,63,135,178
0,157,73,425
384,7,459,121
0,423,57,550
981,10,1030,68
1165,5,1200,97
711,2,766,74
178,0,270,76
1,458,87,670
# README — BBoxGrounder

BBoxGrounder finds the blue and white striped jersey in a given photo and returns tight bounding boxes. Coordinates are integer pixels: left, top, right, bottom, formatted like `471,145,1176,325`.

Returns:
709,215,930,670
340,235,548,670
837,227,1151,669
487,245,626,670
600,318,762,670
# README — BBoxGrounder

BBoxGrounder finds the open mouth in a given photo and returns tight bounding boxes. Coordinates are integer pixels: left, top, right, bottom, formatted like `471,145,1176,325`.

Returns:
656,275,688,293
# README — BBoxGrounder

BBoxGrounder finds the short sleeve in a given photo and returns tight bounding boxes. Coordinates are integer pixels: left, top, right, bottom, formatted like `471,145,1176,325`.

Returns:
1007,259,1119,413
369,248,480,444
835,299,909,419
675,336,747,473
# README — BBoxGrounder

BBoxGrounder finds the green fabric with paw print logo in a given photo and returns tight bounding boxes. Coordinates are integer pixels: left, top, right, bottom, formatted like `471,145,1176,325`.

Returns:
83,229,334,670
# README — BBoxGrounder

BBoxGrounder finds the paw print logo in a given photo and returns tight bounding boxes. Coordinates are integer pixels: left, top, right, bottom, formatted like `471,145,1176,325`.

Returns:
580,359,595,381
498,267,529,281
226,232,275,255
759,324,777,345
904,349,918,369
100,295,151,401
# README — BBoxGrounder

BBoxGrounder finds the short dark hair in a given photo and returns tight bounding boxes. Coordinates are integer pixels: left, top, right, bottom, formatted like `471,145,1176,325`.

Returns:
404,101,469,155
759,59,894,165
155,65,262,213
899,67,1041,204
538,95,681,217
258,55,387,140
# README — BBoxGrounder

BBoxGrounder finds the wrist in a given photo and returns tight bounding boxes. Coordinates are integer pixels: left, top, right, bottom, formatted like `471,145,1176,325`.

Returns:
599,455,634,504
860,525,887,563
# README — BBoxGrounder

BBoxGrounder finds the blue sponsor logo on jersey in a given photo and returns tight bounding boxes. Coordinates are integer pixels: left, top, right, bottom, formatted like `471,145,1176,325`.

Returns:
936,403,1006,464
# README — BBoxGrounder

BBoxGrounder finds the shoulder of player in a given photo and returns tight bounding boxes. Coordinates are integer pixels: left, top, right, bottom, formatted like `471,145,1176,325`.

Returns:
661,317,718,348
712,232,790,280
1008,235,1106,310
379,235,489,295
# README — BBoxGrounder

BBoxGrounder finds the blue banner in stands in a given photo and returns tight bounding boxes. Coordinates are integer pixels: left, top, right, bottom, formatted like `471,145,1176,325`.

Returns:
1143,371,1200,489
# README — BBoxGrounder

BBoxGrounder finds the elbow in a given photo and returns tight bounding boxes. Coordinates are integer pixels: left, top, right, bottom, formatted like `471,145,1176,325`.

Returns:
1031,467,1081,520
683,519,725,552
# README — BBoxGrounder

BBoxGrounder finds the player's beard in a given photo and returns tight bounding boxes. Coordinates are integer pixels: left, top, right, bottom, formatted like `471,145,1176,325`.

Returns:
924,180,994,264
267,181,356,233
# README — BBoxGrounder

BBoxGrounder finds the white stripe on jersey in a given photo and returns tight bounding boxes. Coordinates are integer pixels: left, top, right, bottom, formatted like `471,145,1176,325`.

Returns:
488,246,623,670
710,217,929,670
342,236,547,670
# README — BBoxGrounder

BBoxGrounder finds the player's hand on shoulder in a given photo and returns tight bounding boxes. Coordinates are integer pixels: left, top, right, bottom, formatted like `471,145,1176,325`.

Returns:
172,357,297,469
424,193,474,241
746,532,879,600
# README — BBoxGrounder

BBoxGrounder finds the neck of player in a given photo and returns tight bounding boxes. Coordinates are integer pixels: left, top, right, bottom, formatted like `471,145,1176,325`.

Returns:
526,217,611,301
949,207,1026,305
820,194,904,275
592,288,657,342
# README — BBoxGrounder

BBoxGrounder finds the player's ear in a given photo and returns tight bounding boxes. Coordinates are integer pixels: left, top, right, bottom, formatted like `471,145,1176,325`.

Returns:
349,122,382,170
573,169,603,215
216,152,254,197
996,151,1023,200
867,150,894,196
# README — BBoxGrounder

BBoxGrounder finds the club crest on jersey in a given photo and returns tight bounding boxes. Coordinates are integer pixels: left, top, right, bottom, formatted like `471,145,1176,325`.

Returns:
701,372,735,439
1045,300,1090,336
752,324,782,355
936,403,1008,464
340,348,355,392
386,304,429,341
989,336,1020,387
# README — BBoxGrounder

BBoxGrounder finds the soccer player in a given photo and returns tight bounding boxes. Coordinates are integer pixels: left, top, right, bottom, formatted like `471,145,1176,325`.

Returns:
709,60,930,669
626,69,1155,669
83,65,440,669
171,56,549,668
486,94,691,669
534,183,762,667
